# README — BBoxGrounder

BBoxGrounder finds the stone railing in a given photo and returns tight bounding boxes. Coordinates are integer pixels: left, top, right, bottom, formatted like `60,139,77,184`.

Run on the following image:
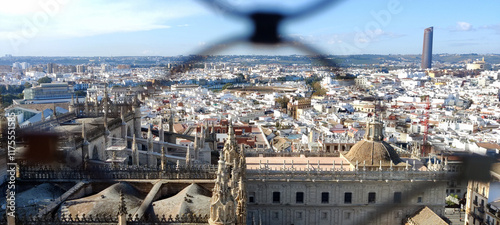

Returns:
18,164,217,181
6,213,208,225
245,151,340,157
246,166,454,182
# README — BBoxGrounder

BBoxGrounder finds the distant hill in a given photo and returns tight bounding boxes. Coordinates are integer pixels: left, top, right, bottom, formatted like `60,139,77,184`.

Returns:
1,54,499,67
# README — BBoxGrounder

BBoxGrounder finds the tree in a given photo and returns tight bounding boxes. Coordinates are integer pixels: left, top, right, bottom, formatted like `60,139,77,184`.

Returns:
275,96,289,109
311,81,327,96
277,76,287,82
74,90,87,97
38,76,52,84
24,82,32,89
236,73,245,81
1,93,23,107
446,194,459,207
222,83,233,90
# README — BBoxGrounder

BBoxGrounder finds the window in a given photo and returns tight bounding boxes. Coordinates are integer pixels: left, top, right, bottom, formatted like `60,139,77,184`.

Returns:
249,192,255,203
417,197,422,203
273,212,279,220
368,192,376,204
296,212,302,219
296,192,304,203
321,192,329,204
344,192,352,204
394,192,402,204
273,192,280,203
321,212,328,220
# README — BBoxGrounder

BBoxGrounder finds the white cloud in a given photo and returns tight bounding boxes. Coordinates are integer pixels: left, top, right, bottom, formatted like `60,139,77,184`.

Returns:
0,0,207,40
481,23,500,34
455,21,473,31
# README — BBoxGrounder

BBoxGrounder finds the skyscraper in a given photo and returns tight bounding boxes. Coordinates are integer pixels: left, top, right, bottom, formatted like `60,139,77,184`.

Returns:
421,26,433,69
47,63,55,73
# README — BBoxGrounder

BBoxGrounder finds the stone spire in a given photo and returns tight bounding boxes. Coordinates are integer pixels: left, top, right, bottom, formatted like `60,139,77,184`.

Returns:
81,121,87,141
84,96,89,116
185,145,192,166
94,92,99,117
159,118,164,143
103,86,109,131
69,94,75,115
118,190,127,225
209,153,236,225
132,135,139,166
169,109,174,133
228,119,235,141
133,94,141,139
120,106,127,139
223,120,239,164
81,121,89,166
120,106,126,124
235,175,247,225
52,104,57,118
161,146,166,170
147,123,153,141
147,124,154,167
201,124,205,148
209,123,246,225
194,130,199,150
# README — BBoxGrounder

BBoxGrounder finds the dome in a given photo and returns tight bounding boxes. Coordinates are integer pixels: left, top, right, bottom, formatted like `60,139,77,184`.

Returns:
343,140,402,167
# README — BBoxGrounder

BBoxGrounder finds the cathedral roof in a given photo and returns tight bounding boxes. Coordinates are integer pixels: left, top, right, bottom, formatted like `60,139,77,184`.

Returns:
60,182,144,217
342,118,404,167
343,140,403,167
152,183,211,216
407,206,449,225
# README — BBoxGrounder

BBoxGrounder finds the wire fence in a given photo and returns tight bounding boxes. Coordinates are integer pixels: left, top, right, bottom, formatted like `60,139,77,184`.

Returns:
164,1,499,225
3,0,499,224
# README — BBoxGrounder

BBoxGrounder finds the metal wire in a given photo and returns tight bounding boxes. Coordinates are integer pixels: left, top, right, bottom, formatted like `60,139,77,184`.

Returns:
167,1,499,224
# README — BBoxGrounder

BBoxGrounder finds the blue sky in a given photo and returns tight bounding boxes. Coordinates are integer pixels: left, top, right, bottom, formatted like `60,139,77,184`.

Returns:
1,0,499,56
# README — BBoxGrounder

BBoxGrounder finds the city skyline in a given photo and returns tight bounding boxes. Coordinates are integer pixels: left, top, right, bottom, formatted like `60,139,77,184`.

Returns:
0,0,500,56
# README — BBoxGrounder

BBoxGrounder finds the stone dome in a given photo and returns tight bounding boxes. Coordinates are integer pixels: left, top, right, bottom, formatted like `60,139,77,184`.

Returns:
343,140,402,167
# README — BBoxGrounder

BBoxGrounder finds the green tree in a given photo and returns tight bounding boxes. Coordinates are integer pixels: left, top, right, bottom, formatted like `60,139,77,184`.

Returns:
236,73,245,81
222,83,233,90
74,90,87,97
38,76,52,84
446,194,459,207
311,81,327,96
1,93,23,107
275,96,289,109
277,76,287,82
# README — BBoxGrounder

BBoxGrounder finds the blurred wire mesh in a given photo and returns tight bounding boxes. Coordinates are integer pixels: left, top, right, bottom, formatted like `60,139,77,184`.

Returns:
4,0,498,224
